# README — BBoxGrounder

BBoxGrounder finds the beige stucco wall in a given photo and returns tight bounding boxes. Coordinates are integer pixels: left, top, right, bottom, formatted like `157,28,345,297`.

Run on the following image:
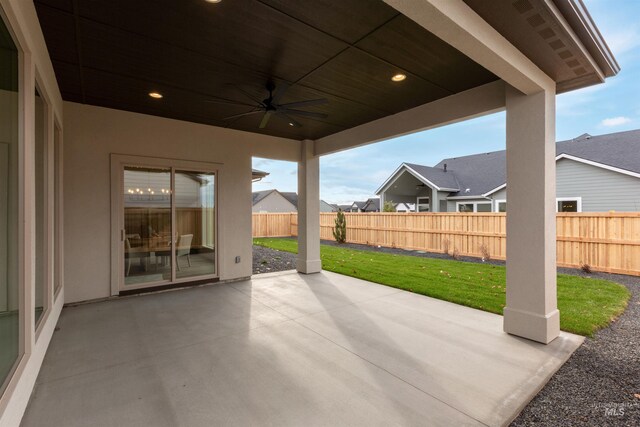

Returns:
63,101,300,303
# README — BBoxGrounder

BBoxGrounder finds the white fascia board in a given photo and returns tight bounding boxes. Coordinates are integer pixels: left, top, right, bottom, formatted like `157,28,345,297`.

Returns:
556,154,640,179
482,183,507,197
447,195,490,200
543,0,605,83
553,0,620,76
375,163,411,195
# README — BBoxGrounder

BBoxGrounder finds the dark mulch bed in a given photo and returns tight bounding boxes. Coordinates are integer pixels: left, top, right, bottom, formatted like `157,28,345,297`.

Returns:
252,238,640,425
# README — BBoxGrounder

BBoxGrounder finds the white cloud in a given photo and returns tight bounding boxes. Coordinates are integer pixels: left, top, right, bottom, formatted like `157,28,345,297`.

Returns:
600,116,632,127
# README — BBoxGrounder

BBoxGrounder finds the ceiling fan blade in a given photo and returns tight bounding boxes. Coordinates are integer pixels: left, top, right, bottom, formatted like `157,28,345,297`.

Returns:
222,109,263,121
279,98,328,109
230,85,265,106
259,111,273,129
204,97,256,108
280,109,328,119
271,82,291,105
276,112,302,128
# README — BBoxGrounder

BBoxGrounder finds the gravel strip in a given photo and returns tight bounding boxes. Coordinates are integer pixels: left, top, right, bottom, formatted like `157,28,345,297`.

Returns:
252,244,297,274
512,272,639,426
253,238,640,425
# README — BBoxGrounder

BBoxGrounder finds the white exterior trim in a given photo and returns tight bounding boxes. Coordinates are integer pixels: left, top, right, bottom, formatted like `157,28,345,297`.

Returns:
556,153,640,179
416,196,430,212
483,183,506,197
494,197,583,213
494,199,507,212
447,195,489,200
456,201,492,212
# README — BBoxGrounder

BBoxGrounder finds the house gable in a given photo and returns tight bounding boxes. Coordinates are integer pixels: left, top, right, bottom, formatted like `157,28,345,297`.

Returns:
252,191,297,213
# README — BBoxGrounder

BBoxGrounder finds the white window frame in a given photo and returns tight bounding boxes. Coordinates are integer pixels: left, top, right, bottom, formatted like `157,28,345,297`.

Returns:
456,201,492,213
556,197,582,213
494,199,506,212
492,198,583,213
416,196,430,212
33,72,55,339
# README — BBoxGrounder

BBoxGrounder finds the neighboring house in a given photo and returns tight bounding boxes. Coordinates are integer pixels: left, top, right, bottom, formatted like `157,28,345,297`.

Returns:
252,189,336,213
377,130,640,213
362,198,380,212
336,204,352,212
348,201,368,212
252,190,297,213
320,200,337,212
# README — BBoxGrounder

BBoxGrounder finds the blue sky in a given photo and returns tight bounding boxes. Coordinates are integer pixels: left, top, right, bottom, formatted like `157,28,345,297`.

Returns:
253,0,640,205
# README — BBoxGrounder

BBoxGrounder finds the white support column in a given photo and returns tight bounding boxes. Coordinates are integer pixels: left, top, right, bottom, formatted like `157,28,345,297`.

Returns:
297,140,321,274
504,85,559,344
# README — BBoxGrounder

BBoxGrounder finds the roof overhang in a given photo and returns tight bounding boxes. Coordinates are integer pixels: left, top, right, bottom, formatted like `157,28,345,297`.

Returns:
251,168,269,182
34,0,618,147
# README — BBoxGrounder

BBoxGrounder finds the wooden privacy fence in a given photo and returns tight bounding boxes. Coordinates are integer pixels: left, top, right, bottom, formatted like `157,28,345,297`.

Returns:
252,213,297,238
252,212,640,277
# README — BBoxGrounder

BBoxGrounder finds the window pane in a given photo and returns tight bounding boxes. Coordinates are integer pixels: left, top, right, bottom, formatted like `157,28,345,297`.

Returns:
458,204,473,212
417,197,430,212
0,15,20,391
558,200,578,212
477,203,492,212
498,202,506,212
175,171,216,279
34,87,46,327
124,167,172,286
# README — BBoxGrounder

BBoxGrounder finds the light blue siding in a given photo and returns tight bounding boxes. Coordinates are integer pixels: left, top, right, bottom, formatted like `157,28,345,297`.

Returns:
556,159,640,212
484,159,640,212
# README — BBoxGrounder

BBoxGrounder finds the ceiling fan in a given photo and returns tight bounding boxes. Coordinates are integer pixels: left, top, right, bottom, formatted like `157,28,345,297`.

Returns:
205,82,328,129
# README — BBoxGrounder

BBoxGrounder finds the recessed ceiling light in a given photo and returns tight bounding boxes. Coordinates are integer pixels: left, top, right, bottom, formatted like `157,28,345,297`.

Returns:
149,92,163,99
205,0,222,3
391,73,406,82
289,122,295,127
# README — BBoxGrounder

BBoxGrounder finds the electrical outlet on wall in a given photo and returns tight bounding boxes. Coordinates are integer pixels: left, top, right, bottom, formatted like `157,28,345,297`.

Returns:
235,256,241,264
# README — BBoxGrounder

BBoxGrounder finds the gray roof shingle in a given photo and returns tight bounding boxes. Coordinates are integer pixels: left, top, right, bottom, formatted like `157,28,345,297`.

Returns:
280,192,298,209
405,163,460,190
252,189,277,205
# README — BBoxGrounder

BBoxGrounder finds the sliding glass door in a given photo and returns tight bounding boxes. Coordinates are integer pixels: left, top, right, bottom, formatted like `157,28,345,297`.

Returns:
175,171,216,280
117,158,217,291
123,166,172,286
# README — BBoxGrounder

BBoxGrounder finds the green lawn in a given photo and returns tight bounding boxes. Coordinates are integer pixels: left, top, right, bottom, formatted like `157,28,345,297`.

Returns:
254,238,630,336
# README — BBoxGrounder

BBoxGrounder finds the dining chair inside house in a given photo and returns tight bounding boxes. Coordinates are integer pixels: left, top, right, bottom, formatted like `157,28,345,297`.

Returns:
176,234,193,271
124,237,148,277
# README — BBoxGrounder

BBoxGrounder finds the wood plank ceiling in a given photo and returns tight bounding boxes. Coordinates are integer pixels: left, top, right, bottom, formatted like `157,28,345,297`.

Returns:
35,0,498,140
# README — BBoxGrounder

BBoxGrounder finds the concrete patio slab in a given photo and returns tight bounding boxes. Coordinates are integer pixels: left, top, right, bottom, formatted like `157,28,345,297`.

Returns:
22,271,583,427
